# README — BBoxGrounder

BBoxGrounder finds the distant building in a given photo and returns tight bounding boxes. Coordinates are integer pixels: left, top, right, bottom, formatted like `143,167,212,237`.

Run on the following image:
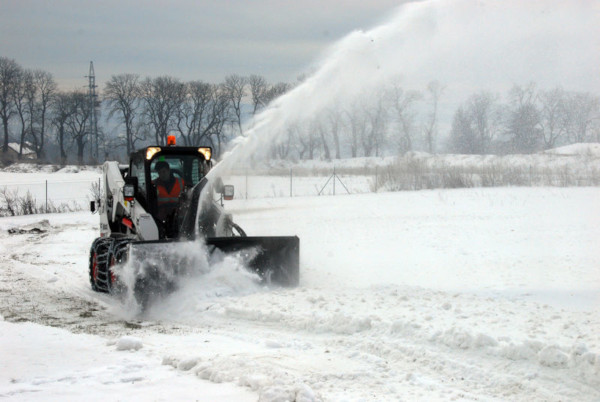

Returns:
2,142,37,162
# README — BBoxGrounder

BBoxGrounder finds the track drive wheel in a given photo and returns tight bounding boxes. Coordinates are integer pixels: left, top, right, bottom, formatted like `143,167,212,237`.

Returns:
106,239,130,294
89,238,111,292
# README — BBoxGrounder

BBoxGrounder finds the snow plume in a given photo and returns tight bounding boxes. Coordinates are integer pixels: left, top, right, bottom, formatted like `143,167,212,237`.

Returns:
208,0,598,176
113,240,263,318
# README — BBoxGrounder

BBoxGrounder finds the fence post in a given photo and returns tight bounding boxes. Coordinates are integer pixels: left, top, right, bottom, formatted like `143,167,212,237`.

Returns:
45,180,48,213
333,166,336,195
375,166,378,192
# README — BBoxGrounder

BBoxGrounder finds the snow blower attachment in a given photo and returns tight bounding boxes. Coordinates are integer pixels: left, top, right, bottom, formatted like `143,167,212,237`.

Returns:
88,144,299,308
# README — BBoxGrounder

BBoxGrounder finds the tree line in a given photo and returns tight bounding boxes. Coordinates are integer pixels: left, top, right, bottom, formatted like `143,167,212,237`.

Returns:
0,56,290,164
1,55,598,166
265,80,599,162
448,83,600,155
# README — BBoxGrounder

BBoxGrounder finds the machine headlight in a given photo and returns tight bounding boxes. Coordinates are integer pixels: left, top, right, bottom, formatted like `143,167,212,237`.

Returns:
198,147,212,161
146,147,161,160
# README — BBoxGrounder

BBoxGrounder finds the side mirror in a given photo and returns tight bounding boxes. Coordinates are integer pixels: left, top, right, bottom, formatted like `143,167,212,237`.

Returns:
223,185,234,201
124,177,138,202
213,177,224,194
90,201,96,213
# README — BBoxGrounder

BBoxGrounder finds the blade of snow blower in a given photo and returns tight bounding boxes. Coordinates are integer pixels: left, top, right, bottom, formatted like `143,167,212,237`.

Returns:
206,236,300,286
125,236,299,309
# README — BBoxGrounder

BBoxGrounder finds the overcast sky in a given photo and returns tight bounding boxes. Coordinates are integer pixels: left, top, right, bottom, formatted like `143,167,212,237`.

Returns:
1,0,405,90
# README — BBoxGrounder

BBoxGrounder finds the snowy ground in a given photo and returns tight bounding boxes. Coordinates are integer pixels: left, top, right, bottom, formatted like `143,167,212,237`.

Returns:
1,184,599,401
0,165,100,211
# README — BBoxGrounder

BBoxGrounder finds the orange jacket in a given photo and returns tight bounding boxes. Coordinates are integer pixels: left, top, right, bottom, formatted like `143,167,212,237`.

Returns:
155,177,184,207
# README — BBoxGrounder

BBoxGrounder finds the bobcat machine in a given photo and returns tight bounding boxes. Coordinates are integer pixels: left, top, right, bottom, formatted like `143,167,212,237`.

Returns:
89,140,299,308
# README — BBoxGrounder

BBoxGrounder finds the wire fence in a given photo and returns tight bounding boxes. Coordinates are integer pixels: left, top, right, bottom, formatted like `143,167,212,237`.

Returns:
225,169,373,199
225,159,600,200
0,178,100,216
1,155,599,216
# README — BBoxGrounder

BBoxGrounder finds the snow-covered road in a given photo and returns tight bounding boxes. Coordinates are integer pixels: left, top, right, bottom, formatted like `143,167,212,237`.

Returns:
1,187,599,401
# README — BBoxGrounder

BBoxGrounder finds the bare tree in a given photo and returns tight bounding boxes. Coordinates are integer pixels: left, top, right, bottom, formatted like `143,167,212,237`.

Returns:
248,75,268,115
505,102,541,153
423,80,445,153
358,98,377,157
51,92,73,165
223,74,247,135
388,82,421,154
208,84,232,157
0,57,21,155
326,108,343,159
509,82,537,106
29,70,57,160
448,106,478,154
271,126,294,160
564,91,600,144
447,92,501,154
263,82,291,106
12,68,31,158
24,70,38,157
65,91,91,164
140,76,186,145
296,121,319,160
104,74,143,154
176,81,231,156
367,92,389,157
538,87,568,149
315,116,331,160
505,84,541,153
467,91,501,154
345,101,367,157
177,81,211,146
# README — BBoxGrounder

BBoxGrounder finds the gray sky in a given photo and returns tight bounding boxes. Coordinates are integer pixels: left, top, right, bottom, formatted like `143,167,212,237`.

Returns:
1,0,405,90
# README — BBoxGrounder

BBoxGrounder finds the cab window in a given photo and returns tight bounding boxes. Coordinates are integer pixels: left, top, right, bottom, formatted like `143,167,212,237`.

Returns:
150,158,184,180
150,155,208,187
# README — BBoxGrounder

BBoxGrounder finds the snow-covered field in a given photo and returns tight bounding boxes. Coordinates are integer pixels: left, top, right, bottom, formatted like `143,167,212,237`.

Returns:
0,165,101,211
3,143,600,209
1,174,599,400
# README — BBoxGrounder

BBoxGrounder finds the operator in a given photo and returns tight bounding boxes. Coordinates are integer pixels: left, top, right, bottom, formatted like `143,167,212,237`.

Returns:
153,161,185,221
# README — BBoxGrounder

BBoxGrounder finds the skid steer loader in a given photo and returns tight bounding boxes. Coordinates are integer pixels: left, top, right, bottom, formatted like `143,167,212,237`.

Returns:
89,141,299,307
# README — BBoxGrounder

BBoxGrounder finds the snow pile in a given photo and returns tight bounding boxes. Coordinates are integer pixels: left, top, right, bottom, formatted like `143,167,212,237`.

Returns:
0,163,101,174
115,336,144,351
544,143,600,157
6,219,51,234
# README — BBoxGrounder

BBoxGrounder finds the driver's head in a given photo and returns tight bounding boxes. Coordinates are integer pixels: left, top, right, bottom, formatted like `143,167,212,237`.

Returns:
155,161,170,181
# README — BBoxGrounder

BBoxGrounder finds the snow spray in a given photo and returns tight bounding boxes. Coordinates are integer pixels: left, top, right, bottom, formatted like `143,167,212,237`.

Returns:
112,241,263,318
207,0,598,177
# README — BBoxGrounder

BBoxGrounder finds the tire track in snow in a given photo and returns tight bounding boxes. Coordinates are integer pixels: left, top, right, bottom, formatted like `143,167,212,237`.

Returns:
155,286,599,401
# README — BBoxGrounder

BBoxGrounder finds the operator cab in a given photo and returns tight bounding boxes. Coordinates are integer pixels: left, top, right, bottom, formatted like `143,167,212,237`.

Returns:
127,145,213,237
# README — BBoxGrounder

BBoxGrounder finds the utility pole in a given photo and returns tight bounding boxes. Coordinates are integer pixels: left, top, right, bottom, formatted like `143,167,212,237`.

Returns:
86,61,99,163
